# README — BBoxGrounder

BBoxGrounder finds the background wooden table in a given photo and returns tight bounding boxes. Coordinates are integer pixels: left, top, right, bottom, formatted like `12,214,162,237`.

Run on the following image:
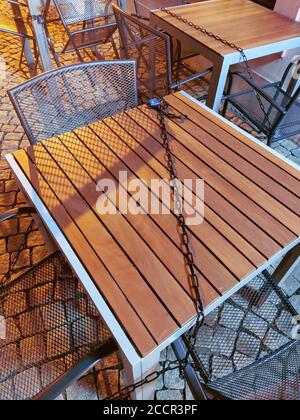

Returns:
7,92,300,399
151,0,300,111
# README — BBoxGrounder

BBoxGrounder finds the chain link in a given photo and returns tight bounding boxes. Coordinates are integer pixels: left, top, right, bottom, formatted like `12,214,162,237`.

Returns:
104,98,207,400
162,7,273,128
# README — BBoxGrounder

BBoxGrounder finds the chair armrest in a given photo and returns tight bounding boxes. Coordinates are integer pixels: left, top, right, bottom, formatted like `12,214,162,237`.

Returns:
34,339,118,400
227,71,287,114
0,206,36,223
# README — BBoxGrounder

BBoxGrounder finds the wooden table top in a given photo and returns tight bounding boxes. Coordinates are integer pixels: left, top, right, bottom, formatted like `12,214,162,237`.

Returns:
152,0,300,56
11,92,300,358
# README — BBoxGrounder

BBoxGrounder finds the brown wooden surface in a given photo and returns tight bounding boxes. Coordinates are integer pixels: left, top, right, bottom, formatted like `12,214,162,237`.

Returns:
152,0,300,56
12,92,300,357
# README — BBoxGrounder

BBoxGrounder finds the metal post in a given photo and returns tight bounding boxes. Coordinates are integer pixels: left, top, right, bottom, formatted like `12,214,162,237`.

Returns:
27,0,53,71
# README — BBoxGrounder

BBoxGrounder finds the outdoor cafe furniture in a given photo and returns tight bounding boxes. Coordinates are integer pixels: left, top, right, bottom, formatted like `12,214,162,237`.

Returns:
113,5,212,99
48,0,121,62
150,0,300,112
6,84,300,399
222,61,300,146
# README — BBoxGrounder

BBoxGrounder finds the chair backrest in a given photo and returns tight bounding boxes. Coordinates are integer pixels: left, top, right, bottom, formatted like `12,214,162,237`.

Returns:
53,0,116,26
113,4,172,99
8,60,138,144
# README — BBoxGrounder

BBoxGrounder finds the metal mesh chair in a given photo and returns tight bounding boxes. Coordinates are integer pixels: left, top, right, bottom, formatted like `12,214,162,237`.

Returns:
222,60,300,146
51,0,121,61
8,60,138,144
173,272,300,400
0,248,117,400
113,4,212,100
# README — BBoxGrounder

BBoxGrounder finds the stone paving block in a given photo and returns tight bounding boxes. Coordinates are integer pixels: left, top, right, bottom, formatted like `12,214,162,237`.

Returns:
18,308,44,337
47,325,71,359
243,312,268,339
156,390,183,400
0,192,15,207
20,334,46,366
4,179,18,193
13,367,41,400
220,304,245,330
236,332,261,358
164,369,185,390
41,359,66,388
289,295,300,314
211,356,233,379
40,302,66,330
0,344,20,378
0,378,15,400
12,249,30,271
0,218,18,237
233,352,255,370
32,245,49,265
275,311,294,336
27,230,45,248
65,298,87,322
3,318,21,344
280,274,300,297
72,317,98,348
0,238,5,255
29,283,54,307
3,291,27,317
7,234,25,253
19,216,35,234
211,326,237,358
263,328,290,352
0,253,9,274
54,278,77,301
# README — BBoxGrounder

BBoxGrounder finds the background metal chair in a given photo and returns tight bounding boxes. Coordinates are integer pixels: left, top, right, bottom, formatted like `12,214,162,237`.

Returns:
173,273,300,400
8,59,138,144
0,232,117,400
50,0,122,62
0,0,37,69
113,4,212,100
222,60,300,146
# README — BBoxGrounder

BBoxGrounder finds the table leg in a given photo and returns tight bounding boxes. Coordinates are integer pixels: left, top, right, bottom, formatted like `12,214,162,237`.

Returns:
121,351,160,400
206,57,231,112
28,0,53,71
272,244,300,285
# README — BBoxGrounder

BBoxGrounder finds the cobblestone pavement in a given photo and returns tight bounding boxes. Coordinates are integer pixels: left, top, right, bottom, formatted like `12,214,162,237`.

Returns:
0,3,299,400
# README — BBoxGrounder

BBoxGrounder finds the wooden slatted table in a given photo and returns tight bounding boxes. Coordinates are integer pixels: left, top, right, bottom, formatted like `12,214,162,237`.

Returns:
7,91,300,399
151,0,300,111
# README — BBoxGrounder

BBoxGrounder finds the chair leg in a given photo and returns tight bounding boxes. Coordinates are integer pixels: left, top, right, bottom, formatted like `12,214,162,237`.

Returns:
19,38,26,68
111,36,120,59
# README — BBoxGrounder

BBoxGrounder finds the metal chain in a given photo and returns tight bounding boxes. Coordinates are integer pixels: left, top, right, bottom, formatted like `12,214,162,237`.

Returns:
0,217,34,290
104,99,206,400
162,7,273,128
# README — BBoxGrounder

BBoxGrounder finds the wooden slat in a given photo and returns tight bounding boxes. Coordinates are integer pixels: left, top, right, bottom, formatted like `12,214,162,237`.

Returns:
13,149,157,357
153,0,300,56
169,94,300,199
31,137,196,328
175,92,300,182
70,124,238,296
91,117,257,280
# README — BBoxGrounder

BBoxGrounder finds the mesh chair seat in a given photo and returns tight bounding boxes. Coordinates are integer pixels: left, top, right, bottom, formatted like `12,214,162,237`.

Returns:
0,252,113,400
54,0,115,25
185,274,300,400
8,60,138,144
